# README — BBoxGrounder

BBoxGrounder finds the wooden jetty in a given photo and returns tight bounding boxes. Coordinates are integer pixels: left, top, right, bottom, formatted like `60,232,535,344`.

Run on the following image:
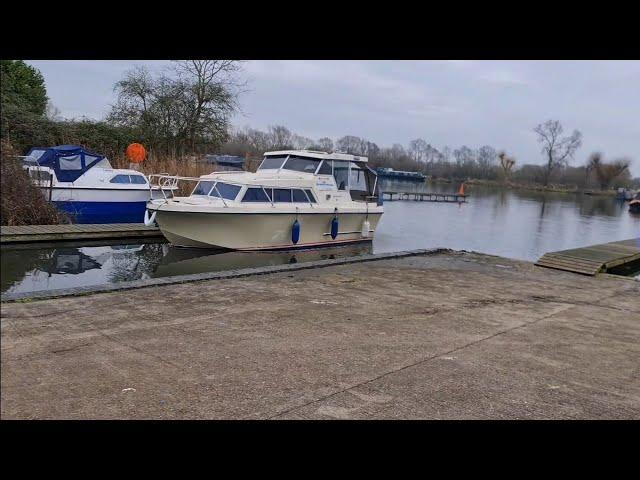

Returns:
1,223,163,244
535,238,640,276
383,191,468,203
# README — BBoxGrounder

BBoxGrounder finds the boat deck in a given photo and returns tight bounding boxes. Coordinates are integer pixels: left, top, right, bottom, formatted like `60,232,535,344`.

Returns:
535,238,640,276
0,223,163,244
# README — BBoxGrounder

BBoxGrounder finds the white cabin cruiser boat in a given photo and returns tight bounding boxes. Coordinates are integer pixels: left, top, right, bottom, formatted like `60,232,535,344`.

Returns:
22,145,177,223
146,150,384,250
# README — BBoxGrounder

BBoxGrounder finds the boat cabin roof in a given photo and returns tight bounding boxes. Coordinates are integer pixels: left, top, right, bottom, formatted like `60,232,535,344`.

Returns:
25,145,110,183
264,150,368,163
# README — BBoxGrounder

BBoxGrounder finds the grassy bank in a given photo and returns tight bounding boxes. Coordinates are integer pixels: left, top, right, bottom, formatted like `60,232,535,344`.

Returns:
456,178,618,196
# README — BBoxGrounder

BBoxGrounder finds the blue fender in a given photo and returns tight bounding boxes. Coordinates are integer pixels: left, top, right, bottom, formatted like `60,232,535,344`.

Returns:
292,219,301,244
331,217,339,240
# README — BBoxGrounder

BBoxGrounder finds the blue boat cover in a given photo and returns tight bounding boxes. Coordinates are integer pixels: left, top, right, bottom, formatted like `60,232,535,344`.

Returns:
26,145,106,183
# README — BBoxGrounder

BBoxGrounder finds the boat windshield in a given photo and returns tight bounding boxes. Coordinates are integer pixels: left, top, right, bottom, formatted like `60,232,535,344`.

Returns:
282,156,320,173
209,182,242,200
258,155,321,174
259,156,287,170
193,181,216,196
192,181,241,200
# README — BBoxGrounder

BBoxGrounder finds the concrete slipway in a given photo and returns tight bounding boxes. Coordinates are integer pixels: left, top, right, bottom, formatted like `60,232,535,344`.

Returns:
1,250,639,419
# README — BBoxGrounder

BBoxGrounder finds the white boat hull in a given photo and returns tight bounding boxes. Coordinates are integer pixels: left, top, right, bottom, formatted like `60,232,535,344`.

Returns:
153,209,383,250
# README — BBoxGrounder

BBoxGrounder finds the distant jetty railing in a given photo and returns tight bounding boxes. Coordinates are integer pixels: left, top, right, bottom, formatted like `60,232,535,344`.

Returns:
382,191,468,203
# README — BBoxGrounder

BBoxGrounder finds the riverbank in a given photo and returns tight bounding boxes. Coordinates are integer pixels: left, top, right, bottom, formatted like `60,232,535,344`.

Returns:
2,250,638,419
453,178,618,196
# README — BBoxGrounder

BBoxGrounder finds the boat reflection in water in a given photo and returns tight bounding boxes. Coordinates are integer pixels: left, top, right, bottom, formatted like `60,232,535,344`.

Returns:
1,241,373,296
152,242,372,277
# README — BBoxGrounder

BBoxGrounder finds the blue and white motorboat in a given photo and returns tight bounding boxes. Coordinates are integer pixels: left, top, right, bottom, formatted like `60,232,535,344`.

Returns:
22,145,176,223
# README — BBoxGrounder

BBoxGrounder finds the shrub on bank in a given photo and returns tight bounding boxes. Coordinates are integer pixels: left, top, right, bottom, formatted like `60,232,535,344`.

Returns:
0,140,70,226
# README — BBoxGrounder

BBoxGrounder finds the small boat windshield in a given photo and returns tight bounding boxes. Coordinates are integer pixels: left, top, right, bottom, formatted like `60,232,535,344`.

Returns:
258,155,320,174
192,181,242,200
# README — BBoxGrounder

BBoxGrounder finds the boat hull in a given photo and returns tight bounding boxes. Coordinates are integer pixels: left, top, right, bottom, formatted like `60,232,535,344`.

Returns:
153,210,383,250
40,186,171,224
52,200,148,224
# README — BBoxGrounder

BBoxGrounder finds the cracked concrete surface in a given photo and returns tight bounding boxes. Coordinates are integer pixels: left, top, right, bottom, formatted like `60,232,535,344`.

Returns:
1,251,639,419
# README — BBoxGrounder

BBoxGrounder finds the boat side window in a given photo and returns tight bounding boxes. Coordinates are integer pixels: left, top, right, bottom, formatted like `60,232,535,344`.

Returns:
274,189,292,202
349,163,368,191
304,189,317,203
349,163,370,201
59,155,82,170
110,174,131,183
259,155,287,170
282,156,320,173
317,160,332,175
129,175,147,185
192,181,215,196
209,182,241,200
242,187,271,202
292,189,309,203
333,161,350,190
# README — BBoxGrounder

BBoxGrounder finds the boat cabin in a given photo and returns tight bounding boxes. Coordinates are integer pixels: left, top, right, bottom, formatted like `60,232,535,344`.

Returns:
256,150,379,202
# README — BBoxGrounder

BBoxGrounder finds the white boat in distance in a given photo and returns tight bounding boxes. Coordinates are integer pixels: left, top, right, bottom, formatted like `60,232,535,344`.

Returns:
146,150,384,250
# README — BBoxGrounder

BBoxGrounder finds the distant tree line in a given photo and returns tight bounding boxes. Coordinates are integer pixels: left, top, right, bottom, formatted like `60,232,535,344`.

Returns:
1,60,636,190
220,124,636,189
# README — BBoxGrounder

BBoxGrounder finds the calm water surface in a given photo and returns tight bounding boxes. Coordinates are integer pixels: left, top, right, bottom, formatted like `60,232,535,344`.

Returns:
2,182,639,295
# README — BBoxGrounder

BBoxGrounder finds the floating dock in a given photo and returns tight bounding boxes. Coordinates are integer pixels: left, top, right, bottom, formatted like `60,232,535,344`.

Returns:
382,191,467,202
0,223,163,244
535,238,640,276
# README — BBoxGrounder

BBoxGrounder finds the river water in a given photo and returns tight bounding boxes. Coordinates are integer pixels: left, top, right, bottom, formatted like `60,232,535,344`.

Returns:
2,181,639,295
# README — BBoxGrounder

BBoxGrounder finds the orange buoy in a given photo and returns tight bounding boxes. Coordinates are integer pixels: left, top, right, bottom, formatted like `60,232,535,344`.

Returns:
126,143,147,163
458,183,465,196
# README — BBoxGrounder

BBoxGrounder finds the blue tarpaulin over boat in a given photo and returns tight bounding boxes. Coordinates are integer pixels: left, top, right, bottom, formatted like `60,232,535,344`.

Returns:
26,145,107,183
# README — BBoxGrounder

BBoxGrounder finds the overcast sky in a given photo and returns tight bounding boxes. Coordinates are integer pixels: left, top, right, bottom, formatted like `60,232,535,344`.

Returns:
27,60,640,176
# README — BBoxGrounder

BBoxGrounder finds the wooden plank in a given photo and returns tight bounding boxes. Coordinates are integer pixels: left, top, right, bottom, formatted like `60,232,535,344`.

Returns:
535,256,602,271
535,258,602,270
1,223,162,244
535,238,639,275
535,258,602,271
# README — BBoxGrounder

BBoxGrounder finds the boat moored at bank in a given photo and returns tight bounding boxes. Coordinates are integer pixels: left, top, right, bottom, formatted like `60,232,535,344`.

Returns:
21,145,177,223
146,150,384,250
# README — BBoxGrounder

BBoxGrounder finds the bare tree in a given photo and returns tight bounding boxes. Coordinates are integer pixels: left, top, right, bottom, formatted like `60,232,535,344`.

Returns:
291,134,314,150
316,137,334,152
534,120,582,186
174,60,243,150
268,125,293,149
408,138,428,162
335,135,362,154
498,151,516,181
109,62,244,156
477,145,497,177
587,152,631,190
